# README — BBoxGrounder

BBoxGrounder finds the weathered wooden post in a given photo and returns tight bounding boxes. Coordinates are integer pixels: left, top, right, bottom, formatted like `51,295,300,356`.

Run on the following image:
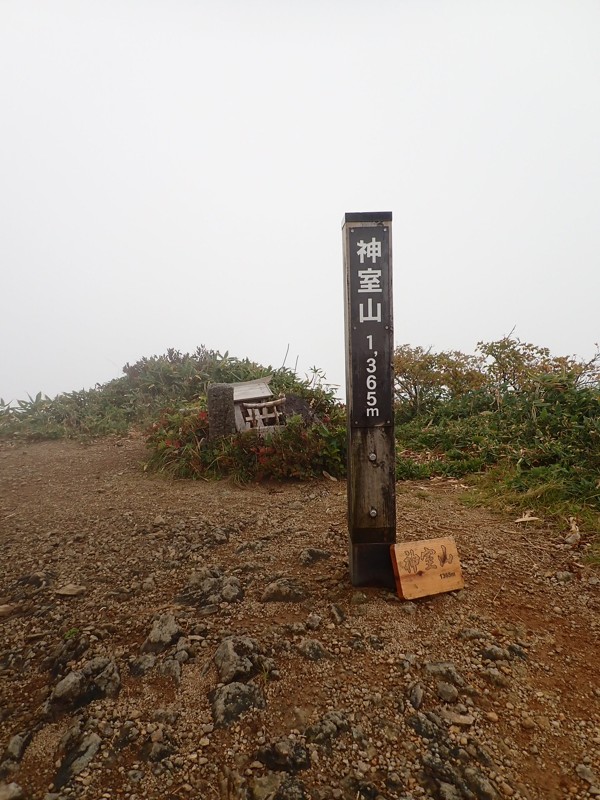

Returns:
343,212,396,587
207,383,236,439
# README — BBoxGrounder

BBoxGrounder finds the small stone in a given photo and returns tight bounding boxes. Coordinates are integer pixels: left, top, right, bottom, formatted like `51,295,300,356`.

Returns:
437,682,459,703
305,711,350,745
408,683,424,710
576,764,597,785
481,645,510,662
55,584,86,597
213,636,264,683
249,772,283,800
0,605,18,620
210,682,265,727
306,613,322,630
158,659,181,684
485,711,499,722
499,782,514,797
0,784,25,800
400,601,417,615
261,578,307,603
438,783,461,800
141,614,183,653
4,734,28,762
299,548,331,566
463,767,499,800
51,671,88,705
555,571,574,583
424,662,465,687
298,639,327,661
458,628,488,641
438,709,475,727
130,654,156,676
257,737,311,772
483,668,511,688
54,733,101,789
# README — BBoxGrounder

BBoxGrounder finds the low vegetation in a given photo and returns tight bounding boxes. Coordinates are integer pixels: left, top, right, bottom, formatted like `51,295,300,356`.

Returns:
2,337,598,546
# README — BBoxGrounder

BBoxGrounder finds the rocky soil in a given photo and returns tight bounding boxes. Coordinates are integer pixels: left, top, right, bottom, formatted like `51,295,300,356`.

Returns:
0,436,598,800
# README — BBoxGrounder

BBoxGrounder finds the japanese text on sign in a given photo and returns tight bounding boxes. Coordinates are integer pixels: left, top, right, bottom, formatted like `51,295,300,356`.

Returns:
347,224,392,427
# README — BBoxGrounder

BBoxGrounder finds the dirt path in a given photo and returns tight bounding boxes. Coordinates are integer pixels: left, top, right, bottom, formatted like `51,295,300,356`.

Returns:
0,438,598,800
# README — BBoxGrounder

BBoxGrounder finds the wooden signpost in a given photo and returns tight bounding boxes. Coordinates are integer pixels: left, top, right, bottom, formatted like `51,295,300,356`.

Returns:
343,212,396,586
390,536,464,599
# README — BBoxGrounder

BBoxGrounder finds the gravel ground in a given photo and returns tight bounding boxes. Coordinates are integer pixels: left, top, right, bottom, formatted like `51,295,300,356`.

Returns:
0,436,598,800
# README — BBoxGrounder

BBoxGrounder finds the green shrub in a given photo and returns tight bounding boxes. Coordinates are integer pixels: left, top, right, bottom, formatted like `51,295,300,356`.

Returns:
145,408,346,482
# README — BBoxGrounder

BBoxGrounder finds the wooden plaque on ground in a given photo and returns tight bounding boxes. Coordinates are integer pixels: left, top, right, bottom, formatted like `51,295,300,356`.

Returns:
390,536,464,599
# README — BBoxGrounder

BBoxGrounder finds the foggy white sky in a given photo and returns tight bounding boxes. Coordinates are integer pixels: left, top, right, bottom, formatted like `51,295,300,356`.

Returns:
1,0,599,403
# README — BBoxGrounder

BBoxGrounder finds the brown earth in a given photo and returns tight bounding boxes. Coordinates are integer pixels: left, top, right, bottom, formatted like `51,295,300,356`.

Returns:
0,437,598,800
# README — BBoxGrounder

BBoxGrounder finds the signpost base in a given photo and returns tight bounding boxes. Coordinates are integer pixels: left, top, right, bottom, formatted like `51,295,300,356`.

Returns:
349,542,396,588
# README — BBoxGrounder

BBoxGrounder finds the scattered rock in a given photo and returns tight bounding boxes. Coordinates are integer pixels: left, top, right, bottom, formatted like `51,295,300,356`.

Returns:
87,657,121,697
3,733,29,763
438,709,475,727
54,732,101,789
555,570,574,583
437,681,459,703
305,711,349,745
257,737,311,772
50,657,121,708
424,662,465,687
329,604,345,624
306,613,322,630
249,771,283,800
400,601,417,615
408,683,425,710
141,613,183,653
438,782,462,800
463,767,499,800
158,658,181,684
458,628,488,641
482,668,511,688
0,784,24,800
129,653,156,676
507,643,527,660
177,567,244,607
210,682,266,727
44,633,90,676
214,636,273,683
262,579,307,603
141,740,174,763
297,638,327,660
576,764,597,785
54,583,86,597
481,645,510,662
408,712,444,741
299,548,331,566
